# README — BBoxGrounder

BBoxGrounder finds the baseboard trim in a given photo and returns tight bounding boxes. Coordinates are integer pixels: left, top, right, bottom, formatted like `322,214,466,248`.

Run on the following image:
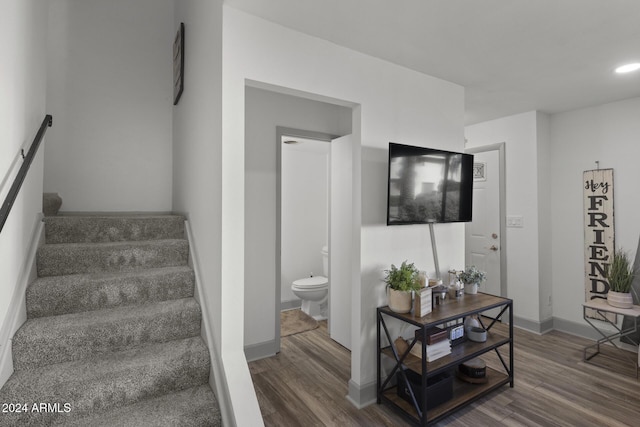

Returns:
185,220,233,427
551,316,615,342
539,317,554,334
244,298,300,361
504,315,610,339
511,315,554,335
0,214,44,388
244,340,277,362
518,316,627,348
346,379,377,409
280,299,301,311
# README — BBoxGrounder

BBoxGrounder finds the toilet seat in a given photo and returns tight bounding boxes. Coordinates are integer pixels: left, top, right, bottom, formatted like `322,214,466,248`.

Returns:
292,276,328,289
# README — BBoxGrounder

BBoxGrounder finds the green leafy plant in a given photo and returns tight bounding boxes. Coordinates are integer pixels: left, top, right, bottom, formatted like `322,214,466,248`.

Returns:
458,265,486,285
607,250,636,293
384,261,421,292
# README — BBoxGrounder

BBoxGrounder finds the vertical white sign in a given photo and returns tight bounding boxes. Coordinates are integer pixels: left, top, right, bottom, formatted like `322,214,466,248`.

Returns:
583,169,615,321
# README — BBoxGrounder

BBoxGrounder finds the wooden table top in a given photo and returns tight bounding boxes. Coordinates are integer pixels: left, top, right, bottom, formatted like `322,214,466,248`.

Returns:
379,292,511,327
583,298,640,317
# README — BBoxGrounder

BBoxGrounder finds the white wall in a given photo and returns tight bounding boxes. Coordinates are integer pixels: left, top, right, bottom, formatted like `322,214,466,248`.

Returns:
172,1,258,426
244,87,351,351
0,0,48,387
465,111,543,324
281,142,329,304
45,0,174,212
550,97,640,328
466,99,640,333
224,6,464,405
536,113,553,323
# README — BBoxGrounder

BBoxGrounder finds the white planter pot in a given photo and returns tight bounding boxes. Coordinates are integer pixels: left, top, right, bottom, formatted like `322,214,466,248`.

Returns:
464,283,479,295
388,288,413,313
607,290,633,309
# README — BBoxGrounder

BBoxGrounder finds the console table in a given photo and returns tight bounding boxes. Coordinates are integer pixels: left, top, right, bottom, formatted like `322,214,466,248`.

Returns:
583,299,640,378
377,293,513,426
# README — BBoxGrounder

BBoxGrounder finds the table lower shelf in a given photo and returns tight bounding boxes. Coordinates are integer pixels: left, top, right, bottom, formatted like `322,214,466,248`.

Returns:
380,367,510,424
381,330,510,376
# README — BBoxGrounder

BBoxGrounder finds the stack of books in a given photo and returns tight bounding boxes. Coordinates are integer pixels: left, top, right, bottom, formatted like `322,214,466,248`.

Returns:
409,328,451,362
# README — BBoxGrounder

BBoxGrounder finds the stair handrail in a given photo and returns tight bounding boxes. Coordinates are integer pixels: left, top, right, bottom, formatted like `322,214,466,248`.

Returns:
0,114,53,234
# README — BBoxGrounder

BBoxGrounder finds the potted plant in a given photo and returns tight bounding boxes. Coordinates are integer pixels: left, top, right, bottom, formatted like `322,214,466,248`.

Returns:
606,250,636,309
458,265,486,295
384,261,421,313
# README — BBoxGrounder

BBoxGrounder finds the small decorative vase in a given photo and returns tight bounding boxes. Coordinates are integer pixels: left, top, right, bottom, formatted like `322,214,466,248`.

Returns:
464,315,481,333
388,287,413,313
464,283,479,295
607,291,633,309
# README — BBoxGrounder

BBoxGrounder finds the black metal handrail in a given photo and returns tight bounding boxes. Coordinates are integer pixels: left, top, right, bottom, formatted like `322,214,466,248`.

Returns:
0,114,53,234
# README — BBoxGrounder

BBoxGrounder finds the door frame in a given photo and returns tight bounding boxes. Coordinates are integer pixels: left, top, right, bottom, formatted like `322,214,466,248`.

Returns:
465,143,507,297
275,126,339,352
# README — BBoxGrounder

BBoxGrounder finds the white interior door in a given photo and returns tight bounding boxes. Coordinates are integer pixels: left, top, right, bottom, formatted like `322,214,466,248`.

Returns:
329,134,353,350
465,149,501,300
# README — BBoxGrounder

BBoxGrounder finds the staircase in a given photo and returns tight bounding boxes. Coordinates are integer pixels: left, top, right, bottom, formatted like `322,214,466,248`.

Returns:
0,215,221,426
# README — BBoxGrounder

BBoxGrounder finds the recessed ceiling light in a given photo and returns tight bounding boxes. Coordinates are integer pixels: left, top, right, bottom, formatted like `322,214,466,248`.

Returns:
615,63,640,74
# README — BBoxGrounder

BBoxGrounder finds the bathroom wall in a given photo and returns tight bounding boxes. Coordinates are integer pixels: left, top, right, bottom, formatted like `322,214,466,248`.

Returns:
281,140,330,305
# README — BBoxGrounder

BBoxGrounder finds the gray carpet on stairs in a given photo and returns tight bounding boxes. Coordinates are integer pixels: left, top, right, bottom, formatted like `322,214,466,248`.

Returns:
1,338,210,426
61,385,219,427
43,215,186,244
37,239,189,277
13,298,202,370
0,215,221,426
26,266,195,318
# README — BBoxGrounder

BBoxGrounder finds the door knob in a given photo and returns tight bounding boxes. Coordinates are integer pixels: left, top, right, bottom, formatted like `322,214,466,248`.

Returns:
489,245,498,251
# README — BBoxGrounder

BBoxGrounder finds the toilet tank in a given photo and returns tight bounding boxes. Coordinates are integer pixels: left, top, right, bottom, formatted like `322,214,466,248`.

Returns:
321,246,329,277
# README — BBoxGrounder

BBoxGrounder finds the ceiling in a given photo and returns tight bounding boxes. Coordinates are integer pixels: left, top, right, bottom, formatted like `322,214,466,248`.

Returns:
225,0,640,125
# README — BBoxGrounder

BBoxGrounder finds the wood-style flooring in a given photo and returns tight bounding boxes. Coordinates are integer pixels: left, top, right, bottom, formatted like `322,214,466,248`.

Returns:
248,320,640,426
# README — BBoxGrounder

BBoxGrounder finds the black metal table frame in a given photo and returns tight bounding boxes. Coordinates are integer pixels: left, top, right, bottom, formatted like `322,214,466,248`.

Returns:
376,297,513,426
583,304,640,379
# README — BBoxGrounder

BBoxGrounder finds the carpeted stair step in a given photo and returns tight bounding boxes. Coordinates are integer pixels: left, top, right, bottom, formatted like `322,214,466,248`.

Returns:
0,337,210,426
0,214,219,424
62,385,221,427
12,298,201,370
43,215,186,244
36,239,189,277
26,266,195,318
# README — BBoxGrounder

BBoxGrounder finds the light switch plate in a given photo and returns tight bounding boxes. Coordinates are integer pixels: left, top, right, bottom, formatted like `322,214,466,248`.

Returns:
507,215,524,228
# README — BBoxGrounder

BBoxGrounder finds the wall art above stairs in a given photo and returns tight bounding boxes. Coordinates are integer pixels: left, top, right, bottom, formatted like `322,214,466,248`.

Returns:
0,215,221,426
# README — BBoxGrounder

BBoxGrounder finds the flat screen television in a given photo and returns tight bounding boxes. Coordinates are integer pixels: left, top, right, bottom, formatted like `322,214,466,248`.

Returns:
387,142,474,225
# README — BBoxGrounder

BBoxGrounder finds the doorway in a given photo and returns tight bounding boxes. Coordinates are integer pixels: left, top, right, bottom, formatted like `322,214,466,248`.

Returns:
276,127,354,352
243,85,358,364
465,143,506,300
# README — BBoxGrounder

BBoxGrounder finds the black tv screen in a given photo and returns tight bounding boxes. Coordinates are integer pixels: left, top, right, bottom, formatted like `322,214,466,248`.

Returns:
387,143,474,225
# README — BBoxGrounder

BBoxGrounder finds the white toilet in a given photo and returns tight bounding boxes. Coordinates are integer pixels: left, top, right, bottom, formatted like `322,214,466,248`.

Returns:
291,246,329,320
